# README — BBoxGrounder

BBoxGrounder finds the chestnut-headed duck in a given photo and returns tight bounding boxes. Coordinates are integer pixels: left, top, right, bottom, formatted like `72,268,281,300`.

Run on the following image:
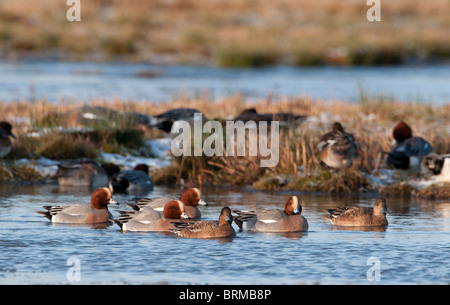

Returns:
0,121,16,158
321,198,388,227
172,207,236,238
233,108,307,126
233,196,309,233
56,159,116,188
109,164,153,193
37,187,119,224
317,122,358,169
114,200,190,232
387,121,432,170
127,188,207,220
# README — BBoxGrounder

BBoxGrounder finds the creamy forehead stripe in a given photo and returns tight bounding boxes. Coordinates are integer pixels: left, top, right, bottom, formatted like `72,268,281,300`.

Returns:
177,200,185,212
192,188,201,197
292,196,299,206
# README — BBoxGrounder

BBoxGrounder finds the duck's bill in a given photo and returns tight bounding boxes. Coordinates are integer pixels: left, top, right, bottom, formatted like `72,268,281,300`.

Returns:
181,212,191,220
109,199,119,205
198,199,207,206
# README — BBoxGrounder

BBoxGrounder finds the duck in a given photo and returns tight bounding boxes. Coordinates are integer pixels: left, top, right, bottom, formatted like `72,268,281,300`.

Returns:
233,108,307,126
321,198,388,227
0,121,16,158
127,188,207,220
387,121,432,170
317,122,358,169
171,207,236,238
37,187,119,224
56,159,115,188
233,196,308,232
109,164,153,193
149,108,206,133
113,200,190,232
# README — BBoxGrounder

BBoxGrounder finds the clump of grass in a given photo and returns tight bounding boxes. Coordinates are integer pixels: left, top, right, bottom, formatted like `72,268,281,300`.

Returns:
149,163,179,185
253,175,286,191
379,182,418,197
0,164,43,181
286,169,369,193
39,134,98,160
415,183,450,199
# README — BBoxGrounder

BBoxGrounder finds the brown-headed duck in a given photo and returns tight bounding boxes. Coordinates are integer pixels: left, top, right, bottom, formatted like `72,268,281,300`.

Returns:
114,200,190,232
37,187,119,224
387,121,432,170
127,188,207,220
233,196,308,232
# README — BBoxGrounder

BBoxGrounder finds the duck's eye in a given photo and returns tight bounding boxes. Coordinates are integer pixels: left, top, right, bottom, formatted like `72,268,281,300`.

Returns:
103,193,107,198
192,193,197,198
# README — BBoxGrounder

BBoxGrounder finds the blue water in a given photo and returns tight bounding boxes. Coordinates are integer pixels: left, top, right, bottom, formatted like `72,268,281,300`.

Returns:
0,184,449,284
0,61,449,104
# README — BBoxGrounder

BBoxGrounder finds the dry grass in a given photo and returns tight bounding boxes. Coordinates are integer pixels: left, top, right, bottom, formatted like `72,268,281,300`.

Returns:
1,0,449,65
1,95,449,194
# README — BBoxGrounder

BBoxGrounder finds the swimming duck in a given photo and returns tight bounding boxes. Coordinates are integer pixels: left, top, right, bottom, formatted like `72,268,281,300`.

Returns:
37,187,119,224
233,196,308,232
0,121,16,158
127,188,207,220
321,198,388,227
114,200,190,232
171,207,236,238
56,159,113,188
317,122,358,169
387,121,432,170
109,164,153,193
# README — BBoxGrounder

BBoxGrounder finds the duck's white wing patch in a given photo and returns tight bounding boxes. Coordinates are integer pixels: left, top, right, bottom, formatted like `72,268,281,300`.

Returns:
138,220,151,224
260,219,277,224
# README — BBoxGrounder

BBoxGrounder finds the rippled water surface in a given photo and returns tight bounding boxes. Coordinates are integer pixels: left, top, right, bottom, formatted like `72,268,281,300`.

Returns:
0,184,449,285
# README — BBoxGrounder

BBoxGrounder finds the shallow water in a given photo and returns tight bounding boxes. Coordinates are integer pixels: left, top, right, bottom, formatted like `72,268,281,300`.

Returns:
1,61,450,104
0,184,448,284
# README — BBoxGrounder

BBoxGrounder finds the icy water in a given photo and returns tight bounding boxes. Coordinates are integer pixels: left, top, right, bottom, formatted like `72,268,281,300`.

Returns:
0,184,449,285
1,61,450,104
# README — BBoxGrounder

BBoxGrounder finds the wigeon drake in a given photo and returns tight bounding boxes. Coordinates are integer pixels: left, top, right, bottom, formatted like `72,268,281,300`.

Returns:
321,198,388,227
233,196,309,233
37,187,119,224
114,200,190,232
387,121,432,170
127,188,207,220
171,207,236,238
109,164,153,193
0,121,16,158
317,122,358,169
